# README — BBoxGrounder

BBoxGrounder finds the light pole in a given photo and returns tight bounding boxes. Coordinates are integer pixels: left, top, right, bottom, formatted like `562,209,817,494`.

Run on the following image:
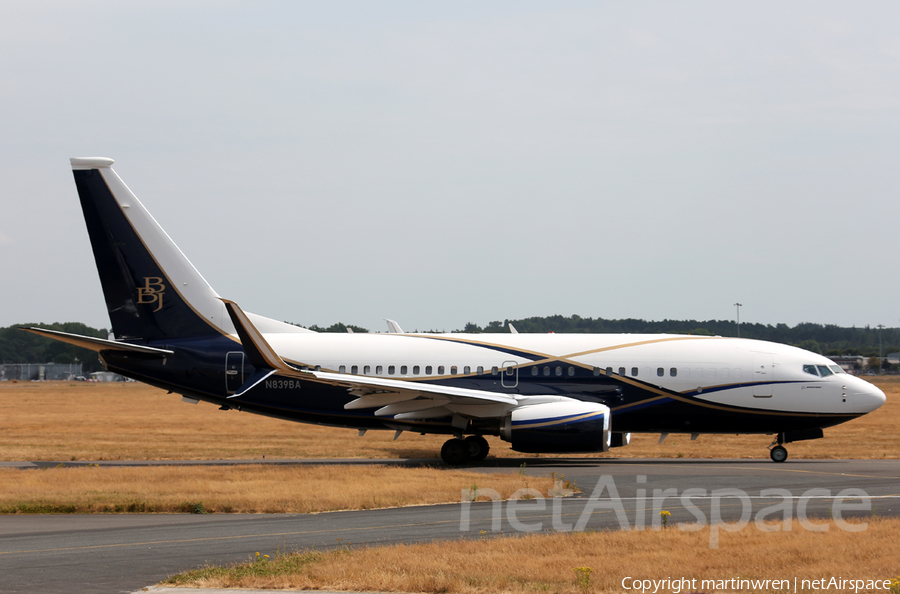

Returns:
734,303,742,338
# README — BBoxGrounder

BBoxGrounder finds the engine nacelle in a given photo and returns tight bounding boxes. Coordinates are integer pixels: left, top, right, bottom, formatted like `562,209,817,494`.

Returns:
500,398,611,454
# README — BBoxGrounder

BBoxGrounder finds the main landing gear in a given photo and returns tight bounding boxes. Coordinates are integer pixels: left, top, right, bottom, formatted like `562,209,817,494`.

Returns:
440,436,490,465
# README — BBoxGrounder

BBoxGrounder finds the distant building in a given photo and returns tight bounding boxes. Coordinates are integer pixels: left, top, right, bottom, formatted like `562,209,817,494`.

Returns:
0,363,83,381
89,371,128,382
830,356,865,373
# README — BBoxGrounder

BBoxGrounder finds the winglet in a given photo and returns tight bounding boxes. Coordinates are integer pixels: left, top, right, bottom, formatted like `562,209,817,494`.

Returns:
221,299,290,371
384,318,404,333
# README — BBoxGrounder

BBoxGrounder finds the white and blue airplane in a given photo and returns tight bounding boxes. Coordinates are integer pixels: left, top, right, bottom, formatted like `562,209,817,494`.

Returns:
25,157,886,464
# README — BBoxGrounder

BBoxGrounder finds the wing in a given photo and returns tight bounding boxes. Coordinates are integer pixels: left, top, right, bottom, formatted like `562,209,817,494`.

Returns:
312,370,517,421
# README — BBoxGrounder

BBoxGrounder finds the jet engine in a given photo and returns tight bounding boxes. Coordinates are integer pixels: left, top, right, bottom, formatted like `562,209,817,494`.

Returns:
500,397,611,453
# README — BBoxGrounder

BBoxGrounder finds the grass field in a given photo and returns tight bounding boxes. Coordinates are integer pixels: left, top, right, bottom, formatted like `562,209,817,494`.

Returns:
1,377,897,461
0,464,557,514
165,518,900,593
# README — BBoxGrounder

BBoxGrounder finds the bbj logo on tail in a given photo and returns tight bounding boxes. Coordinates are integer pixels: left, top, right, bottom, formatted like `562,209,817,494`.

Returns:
137,277,165,312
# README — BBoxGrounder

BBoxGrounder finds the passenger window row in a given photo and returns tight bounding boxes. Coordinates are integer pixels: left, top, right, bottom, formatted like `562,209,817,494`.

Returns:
332,365,483,376
585,366,744,379
308,363,744,380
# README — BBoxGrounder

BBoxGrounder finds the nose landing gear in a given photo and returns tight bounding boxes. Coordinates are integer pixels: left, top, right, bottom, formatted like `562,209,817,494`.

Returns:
768,433,789,463
769,444,788,463
767,428,824,462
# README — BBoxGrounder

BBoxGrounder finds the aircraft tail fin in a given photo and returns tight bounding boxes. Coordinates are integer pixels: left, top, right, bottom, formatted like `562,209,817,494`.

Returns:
70,157,230,341
70,157,314,342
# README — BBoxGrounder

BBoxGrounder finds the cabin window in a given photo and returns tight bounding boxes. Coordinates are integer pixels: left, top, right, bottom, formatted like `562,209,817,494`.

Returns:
606,366,613,375
364,365,371,374
618,367,626,376
695,368,703,378
376,365,383,375
708,368,716,378
721,368,729,379
568,366,575,376
388,365,395,375
314,365,322,372
670,368,677,377
464,366,471,374
339,365,346,374
555,366,562,376
631,367,639,377
438,365,445,375
413,365,420,375
450,366,457,374
351,365,358,374
401,365,408,374
491,366,499,375
593,367,601,376
477,366,484,375
657,367,664,377
425,365,433,375
543,366,550,376
531,367,538,376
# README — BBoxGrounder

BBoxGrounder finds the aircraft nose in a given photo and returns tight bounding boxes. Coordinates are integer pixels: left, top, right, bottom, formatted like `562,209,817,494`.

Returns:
849,378,886,412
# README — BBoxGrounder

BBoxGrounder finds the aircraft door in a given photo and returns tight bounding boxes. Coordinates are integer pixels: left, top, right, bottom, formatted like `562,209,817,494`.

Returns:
752,353,774,398
226,351,245,394
501,360,518,388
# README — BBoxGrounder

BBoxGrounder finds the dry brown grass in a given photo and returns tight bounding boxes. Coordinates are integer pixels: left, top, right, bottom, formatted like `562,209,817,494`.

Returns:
165,517,900,593
1,378,897,461
0,465,555,514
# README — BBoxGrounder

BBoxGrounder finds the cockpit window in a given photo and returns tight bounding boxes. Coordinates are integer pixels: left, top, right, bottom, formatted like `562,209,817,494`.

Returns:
803,365,819,377
828,364,845,374
816,365,833,377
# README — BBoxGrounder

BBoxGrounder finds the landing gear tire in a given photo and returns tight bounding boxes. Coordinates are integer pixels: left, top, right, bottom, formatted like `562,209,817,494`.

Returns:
770,445,788,463
464,436,490,462
441,438,471,465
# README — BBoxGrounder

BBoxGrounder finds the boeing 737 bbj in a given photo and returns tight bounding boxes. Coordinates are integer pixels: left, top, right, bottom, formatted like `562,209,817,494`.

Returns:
25,158,886,464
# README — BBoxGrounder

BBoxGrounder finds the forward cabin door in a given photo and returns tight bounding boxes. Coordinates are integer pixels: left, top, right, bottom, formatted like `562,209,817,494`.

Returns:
752,353,774,398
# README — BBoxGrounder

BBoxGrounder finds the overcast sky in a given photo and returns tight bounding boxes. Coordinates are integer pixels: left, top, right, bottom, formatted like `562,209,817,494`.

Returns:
2,1,899,332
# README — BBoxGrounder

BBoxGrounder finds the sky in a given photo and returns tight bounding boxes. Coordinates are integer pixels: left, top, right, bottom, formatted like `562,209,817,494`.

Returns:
2,1,899,333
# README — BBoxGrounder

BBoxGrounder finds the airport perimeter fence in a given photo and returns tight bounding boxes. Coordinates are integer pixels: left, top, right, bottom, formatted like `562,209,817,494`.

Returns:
0,363,83,381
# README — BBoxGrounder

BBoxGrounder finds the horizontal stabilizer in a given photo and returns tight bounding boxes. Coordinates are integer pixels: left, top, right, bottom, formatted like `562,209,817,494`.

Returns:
20,327,174,356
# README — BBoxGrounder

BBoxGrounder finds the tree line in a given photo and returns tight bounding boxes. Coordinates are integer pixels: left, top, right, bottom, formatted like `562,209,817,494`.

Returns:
3,316,898,373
